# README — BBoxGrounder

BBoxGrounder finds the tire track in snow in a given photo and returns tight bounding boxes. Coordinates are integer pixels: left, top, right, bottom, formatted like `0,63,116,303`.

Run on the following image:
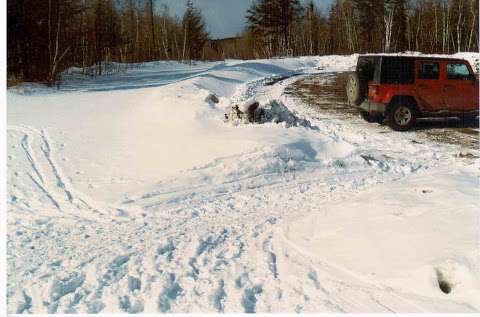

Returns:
20,134,45,184
39,130,74,204
13,126,67,211
8,125,111,216
26,173,62,211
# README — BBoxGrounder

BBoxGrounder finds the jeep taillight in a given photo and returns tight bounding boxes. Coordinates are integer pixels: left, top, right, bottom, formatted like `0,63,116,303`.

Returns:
368,84,382,102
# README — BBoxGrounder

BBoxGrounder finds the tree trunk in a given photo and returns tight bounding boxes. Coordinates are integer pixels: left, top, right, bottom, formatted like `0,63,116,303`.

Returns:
182,26,187,62
149,0,156,59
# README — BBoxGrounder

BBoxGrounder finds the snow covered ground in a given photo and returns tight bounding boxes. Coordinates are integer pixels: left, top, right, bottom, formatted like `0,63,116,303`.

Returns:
6,53,480,313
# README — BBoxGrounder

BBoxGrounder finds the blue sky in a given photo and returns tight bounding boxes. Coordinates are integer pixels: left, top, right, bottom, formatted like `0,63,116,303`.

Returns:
157,0,334,39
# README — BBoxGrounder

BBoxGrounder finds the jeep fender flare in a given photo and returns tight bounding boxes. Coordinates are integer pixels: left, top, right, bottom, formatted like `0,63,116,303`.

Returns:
386,96,420,115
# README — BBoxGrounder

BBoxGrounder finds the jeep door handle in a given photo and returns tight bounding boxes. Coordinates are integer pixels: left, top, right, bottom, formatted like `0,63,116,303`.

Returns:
444,85,455,89
418,84,428,89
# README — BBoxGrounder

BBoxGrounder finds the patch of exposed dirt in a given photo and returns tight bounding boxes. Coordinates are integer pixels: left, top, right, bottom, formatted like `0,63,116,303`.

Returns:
284,72,357,116
285,73,479,150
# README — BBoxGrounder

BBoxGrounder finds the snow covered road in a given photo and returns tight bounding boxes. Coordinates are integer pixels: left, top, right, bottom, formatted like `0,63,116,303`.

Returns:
7,54,480,313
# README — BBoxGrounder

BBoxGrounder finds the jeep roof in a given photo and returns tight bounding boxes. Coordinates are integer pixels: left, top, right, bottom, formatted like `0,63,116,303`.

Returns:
356,55,471,85
357,54,467,62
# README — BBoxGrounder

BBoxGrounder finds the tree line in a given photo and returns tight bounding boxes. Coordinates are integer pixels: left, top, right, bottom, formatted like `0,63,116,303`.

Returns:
7,0,479,85
8,0,209,84
241,0,478,58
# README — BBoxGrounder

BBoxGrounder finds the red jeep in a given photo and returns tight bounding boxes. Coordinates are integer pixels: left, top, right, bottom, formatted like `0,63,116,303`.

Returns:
346,55,479,131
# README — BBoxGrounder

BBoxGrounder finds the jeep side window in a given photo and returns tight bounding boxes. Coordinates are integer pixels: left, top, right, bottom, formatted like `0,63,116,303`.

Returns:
418,62,439,80
446,63,470,80
380,57,414,84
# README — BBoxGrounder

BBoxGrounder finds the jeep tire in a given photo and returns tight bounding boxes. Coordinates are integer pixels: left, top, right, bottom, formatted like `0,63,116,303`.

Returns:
346,73,367,106
386,102,417,131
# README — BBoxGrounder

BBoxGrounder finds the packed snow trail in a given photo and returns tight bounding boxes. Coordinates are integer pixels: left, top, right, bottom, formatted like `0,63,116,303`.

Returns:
7,54,480,313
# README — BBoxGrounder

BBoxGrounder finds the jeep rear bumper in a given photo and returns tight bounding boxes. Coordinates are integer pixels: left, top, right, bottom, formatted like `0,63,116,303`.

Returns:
357,100,386,113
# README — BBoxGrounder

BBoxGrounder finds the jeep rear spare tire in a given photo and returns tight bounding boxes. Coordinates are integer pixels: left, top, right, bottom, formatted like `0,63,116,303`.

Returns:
386,103,417,131
346,73,367,106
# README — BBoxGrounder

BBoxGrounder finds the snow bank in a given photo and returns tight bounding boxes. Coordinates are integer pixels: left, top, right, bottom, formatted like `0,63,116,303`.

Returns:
8,55,355,202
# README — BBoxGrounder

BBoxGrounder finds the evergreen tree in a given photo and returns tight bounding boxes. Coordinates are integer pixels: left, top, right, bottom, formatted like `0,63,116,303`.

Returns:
353,0,385,52
181,0,208,61
246,0,303,55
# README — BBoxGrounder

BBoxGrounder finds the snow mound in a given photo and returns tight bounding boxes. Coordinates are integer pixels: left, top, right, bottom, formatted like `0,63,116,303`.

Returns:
226,99,315,129
124,135,355,211
256,100,315,128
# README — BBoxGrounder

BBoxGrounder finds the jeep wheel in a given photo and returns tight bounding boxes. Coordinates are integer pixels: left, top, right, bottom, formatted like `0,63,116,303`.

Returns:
360,111,384,123
346,73,367,106
386,103,417,131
